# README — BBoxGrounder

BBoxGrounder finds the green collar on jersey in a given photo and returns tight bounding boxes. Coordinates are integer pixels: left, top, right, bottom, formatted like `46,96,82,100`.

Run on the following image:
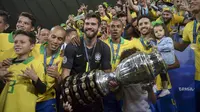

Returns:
8,32,14,43
108,37,125,44
40,42,60,58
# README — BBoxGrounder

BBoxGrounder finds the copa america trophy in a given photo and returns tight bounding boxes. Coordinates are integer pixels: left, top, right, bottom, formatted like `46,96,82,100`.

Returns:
61,51,167,105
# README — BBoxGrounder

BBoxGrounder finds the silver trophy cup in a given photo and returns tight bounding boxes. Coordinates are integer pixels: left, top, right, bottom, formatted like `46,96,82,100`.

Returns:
62,51,167,105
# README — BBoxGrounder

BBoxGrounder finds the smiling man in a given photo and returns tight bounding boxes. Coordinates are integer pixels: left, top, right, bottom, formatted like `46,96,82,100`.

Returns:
62,12,111,112
37,28,50,44
0,12,36,61
129,15,179,112
156,7,190,34
103,18,133,112
36,26,66,112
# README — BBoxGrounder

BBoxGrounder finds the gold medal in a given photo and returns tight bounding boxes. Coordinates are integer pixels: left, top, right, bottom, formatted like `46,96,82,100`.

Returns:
190,44,198,50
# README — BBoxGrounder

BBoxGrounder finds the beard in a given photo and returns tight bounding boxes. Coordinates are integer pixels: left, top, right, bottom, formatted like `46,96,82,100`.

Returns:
84,29,98,39
140,27,151,36
191,8,200,14
16,27,25,31
141,30,150,36
163,18,171,24
189,4,200,14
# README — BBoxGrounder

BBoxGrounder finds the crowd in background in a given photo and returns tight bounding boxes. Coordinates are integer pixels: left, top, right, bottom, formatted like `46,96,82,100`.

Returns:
0,0,200,112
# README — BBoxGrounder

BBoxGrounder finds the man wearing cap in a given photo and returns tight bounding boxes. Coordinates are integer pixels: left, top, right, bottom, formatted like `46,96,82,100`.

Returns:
156,7,190,35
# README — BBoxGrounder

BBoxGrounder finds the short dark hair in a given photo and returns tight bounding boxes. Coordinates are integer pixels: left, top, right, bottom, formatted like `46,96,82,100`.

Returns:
120,48,139,62
66,28,77,36
85,12,101,26
14,30,36,44
0,10,9,24
137,15,151,25
19,12,36,27
110,18,124,27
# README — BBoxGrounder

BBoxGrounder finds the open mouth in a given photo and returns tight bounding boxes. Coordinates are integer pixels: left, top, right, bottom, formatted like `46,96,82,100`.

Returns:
141,28,148,32
51,44,59,49
112,32,118,35
15,48,22,52
86,30,94,35
17,27,24,31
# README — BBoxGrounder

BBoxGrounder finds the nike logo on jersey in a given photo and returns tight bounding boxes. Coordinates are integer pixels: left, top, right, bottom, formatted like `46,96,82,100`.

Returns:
76,54,82,57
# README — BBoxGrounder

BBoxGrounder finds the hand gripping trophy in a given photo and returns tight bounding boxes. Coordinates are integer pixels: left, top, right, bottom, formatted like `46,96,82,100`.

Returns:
61,50,167,105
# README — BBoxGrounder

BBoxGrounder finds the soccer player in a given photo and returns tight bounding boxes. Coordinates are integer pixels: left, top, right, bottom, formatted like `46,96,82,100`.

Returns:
104,18,133,71
173,0,200,111
103,18,133,112
156,7,190,35
62,12,111,112
0,10,9,33
0,30,46,112
37,28,50,44
36,26,66,112
0,10,10,57
129,15,180,112
0,12,36,61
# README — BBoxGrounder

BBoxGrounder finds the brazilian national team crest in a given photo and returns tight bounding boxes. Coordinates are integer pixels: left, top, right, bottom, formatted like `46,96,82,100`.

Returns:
95,52,101,62
63,56,67,64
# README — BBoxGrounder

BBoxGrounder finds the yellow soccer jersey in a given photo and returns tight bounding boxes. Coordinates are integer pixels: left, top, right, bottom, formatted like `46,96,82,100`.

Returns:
129,38,152,54
0,33,14,59
149,9,159,19
3,56,45,112
131,12,137,18
0,44,41,62
104,37,132,71
130,38,172,90
156,14,184,32
182,21,200,81
36,43,63,102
